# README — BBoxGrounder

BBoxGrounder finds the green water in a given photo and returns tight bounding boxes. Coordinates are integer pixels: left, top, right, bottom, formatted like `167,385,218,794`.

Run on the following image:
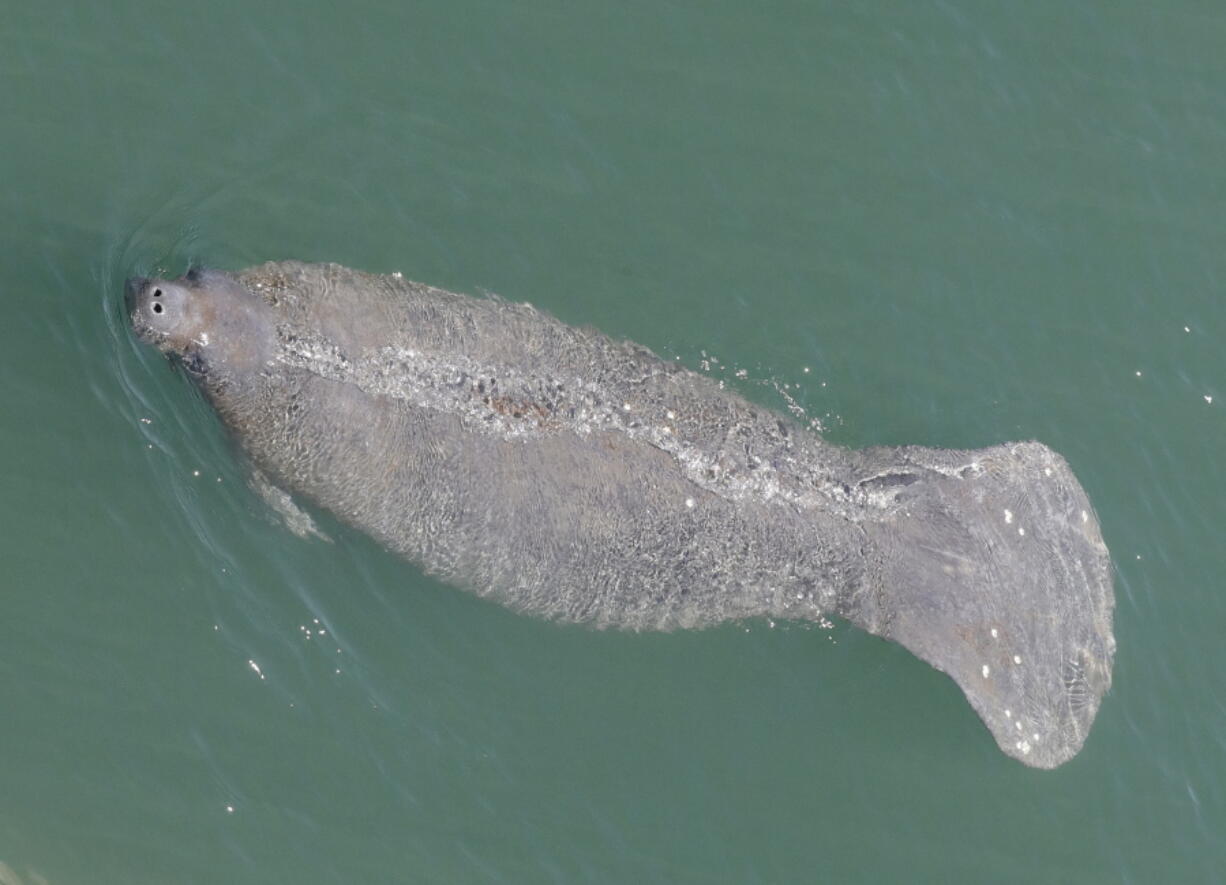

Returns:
2,1,1223,882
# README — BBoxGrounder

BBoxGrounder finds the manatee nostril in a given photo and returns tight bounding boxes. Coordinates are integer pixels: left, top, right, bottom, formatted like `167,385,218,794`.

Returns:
153,288,162,298
152,302,164,314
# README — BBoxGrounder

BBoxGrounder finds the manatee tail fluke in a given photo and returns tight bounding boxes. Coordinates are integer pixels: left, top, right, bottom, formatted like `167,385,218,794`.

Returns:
844,441,1114,768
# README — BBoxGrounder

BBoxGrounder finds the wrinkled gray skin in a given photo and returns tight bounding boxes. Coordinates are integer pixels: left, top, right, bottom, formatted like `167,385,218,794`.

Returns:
127,262,1114,768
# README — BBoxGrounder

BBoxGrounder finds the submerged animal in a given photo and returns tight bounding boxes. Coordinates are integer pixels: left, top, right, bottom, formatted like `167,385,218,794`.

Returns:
126,261,1114,768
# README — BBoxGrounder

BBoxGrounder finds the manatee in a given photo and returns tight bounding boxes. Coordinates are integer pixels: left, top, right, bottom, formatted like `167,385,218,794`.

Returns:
126,261,1115,768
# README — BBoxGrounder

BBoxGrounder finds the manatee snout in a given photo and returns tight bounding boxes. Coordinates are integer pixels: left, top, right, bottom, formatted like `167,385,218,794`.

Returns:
126,273,209,355
127,275,171,335
126,268,279,381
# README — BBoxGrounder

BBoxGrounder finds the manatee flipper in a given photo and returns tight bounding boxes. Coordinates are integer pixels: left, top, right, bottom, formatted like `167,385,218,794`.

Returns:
845,441,1114,768
249,468,332,543
0,862,50,885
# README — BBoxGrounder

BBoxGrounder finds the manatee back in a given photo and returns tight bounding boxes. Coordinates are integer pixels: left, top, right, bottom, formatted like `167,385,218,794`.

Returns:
221,262,865,630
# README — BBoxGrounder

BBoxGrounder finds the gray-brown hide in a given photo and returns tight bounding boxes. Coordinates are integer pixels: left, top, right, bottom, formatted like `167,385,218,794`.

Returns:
127,261,1114,768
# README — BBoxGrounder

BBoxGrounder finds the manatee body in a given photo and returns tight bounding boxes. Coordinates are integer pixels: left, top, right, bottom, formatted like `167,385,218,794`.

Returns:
127,261,1115,768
